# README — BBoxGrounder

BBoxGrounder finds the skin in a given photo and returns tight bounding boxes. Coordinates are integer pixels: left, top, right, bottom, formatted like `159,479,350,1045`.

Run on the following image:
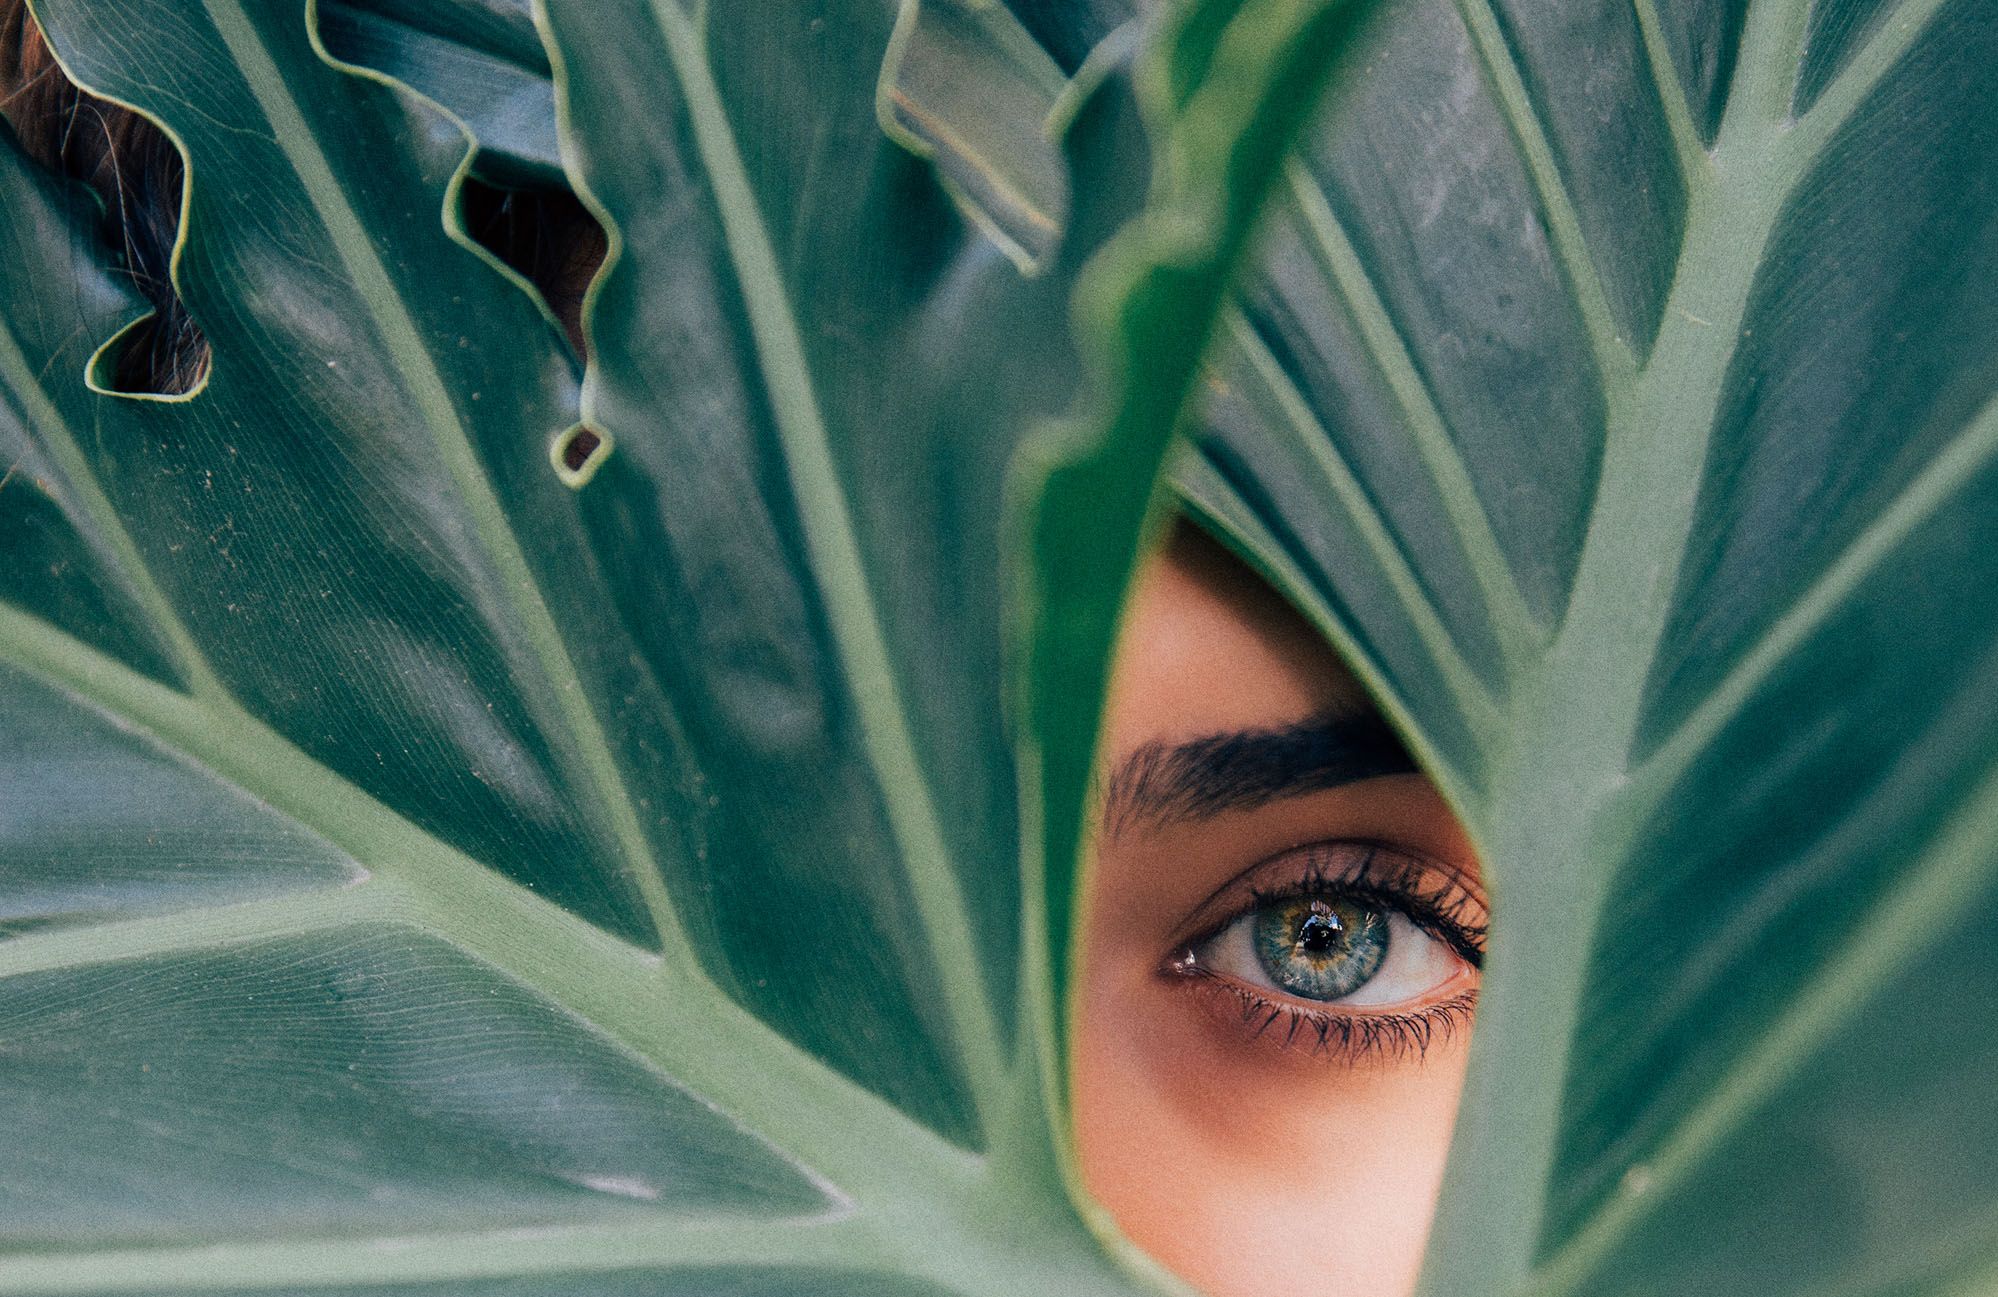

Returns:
1073,524,1486,1297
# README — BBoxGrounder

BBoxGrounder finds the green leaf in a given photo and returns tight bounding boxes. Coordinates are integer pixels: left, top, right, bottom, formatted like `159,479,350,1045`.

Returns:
1016,0,1386,1092
317,0,562,186
9,0,1991,1293
0,0,1350,1292
878,0,1070,271
1169,0,1998,1293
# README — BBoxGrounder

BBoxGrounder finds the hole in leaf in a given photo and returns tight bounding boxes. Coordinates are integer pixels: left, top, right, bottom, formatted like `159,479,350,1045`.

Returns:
550,424,610,488
561,427,601,472
459,175,606,357
2,12,609,392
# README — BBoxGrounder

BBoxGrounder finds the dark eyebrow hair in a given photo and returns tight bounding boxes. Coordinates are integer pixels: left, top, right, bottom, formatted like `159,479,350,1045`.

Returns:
1100,711,1417,837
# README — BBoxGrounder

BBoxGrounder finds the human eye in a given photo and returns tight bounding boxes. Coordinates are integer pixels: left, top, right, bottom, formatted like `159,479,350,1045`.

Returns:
1166,841,1486,1061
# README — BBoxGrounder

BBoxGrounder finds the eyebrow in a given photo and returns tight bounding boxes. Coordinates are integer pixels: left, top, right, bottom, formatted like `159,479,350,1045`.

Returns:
1100,711,1417,837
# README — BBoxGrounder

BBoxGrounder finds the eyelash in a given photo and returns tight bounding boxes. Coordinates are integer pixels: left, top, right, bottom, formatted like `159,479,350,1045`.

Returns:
1164,843,1487,1063
1180,976,1479,1062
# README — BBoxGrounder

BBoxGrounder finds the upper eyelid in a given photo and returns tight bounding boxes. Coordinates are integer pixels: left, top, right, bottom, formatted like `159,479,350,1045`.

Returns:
1165,839,1384,947
1173,840,1488,961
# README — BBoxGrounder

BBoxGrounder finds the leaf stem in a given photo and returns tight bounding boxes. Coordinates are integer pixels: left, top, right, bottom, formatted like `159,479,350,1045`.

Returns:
1421,64,1807,1297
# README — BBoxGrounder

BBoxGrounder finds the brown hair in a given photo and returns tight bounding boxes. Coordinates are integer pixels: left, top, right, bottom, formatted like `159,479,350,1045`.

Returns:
0,2,600,392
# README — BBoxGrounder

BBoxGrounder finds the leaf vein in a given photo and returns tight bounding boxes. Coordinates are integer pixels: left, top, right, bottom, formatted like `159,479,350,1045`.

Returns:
1639,388,1998,784
1451,0,1638,400
633,0,1007,1122
203,0,692,962
0,602,970,1211
1280,163,1541,653
1221,308,1501,729
1533,755,1998,1295
0,315,222,700
1631,0,1715,180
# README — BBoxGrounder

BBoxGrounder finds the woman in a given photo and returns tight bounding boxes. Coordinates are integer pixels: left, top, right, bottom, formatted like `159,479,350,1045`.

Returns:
0,9,1483,1295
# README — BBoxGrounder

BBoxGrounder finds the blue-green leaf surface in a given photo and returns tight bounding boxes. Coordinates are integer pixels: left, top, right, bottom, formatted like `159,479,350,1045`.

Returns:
1168,1,1998,1294
318,0,560,185
4,0,1993,1294
0,0,1342,1292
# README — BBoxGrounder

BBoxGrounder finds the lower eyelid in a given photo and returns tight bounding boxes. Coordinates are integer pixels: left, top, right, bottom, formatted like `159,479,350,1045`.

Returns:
1170,967,1478,1063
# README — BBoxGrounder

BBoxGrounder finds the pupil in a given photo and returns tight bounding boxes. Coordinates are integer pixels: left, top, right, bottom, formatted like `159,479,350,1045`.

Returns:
1297,907,1343,956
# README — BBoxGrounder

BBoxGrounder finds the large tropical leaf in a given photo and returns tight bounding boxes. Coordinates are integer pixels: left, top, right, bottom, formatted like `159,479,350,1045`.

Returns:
1162,1,1998,1294
0,0,1356,1292
5,0,1994,1294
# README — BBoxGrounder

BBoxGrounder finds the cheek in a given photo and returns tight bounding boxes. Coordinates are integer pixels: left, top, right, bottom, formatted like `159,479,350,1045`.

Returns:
1071,961,1470,1297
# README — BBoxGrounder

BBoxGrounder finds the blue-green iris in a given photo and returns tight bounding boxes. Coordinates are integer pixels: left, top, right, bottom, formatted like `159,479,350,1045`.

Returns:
1251,895,1388,1001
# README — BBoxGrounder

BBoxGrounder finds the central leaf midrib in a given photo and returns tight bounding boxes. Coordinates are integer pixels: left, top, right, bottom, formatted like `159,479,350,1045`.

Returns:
1566,0,1958,787
1422,2,1825,1290
1513,2,1986,1284
636,0,1007,1126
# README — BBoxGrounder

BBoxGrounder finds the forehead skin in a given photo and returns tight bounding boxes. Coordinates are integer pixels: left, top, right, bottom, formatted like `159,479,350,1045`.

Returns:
1073,524,1475,1297
1097,525,1372,760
